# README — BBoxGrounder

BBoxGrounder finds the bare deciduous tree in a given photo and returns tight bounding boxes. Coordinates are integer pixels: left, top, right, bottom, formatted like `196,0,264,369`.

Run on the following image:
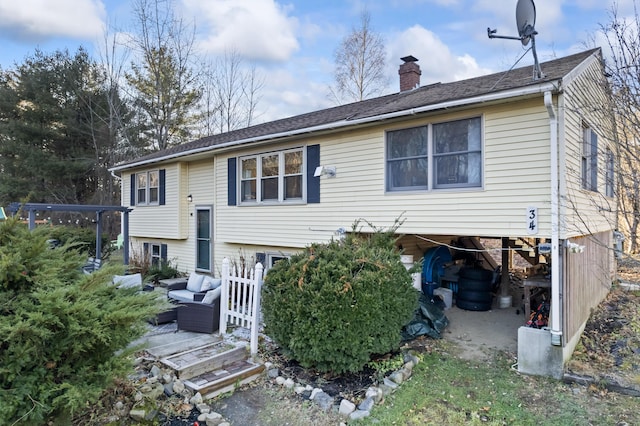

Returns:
598,2,640,253
330,10,387,104
199,50,264,135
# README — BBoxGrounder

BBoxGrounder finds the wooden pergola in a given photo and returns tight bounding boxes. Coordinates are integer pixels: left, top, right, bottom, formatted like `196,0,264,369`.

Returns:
7,203,132,265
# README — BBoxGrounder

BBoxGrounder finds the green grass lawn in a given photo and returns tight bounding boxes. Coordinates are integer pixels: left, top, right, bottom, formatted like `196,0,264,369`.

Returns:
357,341,639,426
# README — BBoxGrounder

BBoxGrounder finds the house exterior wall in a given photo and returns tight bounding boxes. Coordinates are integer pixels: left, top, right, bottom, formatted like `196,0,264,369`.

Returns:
122,163,188,240
562,231,614,346
214,98,555,255
559,58,616,239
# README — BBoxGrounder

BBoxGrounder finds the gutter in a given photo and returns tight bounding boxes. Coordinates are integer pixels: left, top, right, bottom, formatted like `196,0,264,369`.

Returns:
110,81,559,172
545,90,563,346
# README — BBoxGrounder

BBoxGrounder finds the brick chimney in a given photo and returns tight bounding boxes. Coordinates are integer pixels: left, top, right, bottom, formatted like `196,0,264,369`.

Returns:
399,55,421,92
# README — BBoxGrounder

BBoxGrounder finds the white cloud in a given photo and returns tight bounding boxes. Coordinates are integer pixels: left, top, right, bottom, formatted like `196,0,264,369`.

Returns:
0,0,105,41
386,25,491,86
182,0,299,62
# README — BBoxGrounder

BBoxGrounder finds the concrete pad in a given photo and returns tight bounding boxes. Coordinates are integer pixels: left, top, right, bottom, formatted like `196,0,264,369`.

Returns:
442,304,523,359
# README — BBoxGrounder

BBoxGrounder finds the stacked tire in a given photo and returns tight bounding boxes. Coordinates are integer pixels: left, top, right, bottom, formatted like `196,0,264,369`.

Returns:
456,267,493,311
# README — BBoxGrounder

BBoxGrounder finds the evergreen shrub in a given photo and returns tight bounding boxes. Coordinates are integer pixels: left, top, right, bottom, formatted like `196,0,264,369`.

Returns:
0,219,162,423
261,220,419,373
34,225,113,259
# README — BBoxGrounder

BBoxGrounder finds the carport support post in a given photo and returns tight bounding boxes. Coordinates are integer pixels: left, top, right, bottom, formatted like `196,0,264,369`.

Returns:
123,210,130,265
28,210,36,230
95,211,103,260
501,237,510,297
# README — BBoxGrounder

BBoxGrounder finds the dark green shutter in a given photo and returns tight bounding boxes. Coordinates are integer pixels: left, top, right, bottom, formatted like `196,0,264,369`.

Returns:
307,144,320,203
130,174,136,206
159,169,166,205
228,158,237,206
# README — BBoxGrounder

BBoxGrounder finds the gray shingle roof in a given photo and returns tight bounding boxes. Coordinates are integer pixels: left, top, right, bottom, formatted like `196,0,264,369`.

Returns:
114,48,600,170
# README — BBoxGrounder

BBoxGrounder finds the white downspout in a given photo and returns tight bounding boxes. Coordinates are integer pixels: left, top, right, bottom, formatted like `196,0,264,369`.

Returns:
544,91,562,346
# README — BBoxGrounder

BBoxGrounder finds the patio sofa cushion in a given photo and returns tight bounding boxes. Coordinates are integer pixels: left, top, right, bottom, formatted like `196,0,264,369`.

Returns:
186,272,205,292
112,273,142,289
167,289,199,303
201,276,222,292
201,287,222,304
167,273,220,303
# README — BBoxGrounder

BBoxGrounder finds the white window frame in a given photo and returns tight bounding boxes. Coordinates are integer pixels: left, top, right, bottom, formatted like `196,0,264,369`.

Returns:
386,116,483,192
136,170,160,205
149,243,161,267
239,148,306,204
581,124,598,192
266,252,291,270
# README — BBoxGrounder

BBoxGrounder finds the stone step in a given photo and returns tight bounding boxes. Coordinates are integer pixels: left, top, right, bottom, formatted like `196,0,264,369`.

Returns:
184,360,265,399
160,343,248,380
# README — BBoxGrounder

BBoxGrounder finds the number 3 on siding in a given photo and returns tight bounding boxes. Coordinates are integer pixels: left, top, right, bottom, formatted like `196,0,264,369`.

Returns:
527,206,538,235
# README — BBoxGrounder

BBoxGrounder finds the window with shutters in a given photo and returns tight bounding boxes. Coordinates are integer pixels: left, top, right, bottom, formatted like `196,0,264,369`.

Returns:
136,170,160,205
238,148,305,204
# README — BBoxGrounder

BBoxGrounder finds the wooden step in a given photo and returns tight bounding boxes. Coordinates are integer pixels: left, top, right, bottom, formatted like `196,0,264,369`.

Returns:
160,343,247,380
184,360,265,399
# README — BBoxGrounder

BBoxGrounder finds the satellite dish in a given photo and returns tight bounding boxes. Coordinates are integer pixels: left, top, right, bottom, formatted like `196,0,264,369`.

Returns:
487,0,544,80
516,0,536,46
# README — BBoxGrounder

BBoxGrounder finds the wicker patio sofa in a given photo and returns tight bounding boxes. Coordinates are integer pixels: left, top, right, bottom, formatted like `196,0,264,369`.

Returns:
176,287,222,334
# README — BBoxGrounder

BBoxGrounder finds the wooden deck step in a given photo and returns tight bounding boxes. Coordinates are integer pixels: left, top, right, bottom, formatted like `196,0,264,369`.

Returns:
184,360,265,399
160,343,247,380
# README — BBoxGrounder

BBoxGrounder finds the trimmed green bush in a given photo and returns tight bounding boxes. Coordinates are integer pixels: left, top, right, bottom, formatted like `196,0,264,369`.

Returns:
0,219,162,423
262,220,419,374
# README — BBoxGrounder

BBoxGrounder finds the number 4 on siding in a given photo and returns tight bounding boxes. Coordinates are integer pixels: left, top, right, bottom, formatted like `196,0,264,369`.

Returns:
527,206,538,235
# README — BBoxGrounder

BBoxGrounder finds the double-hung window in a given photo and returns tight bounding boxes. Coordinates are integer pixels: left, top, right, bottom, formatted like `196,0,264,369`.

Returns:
386,117,482,191
433,117,482,188
239,148,304,203
143,242,167,267
582,124,598,192
605,147,615,197
136,170,159,205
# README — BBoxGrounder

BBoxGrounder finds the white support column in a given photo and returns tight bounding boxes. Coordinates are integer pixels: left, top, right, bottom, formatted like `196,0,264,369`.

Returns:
219,257,230,336
250,263,264,356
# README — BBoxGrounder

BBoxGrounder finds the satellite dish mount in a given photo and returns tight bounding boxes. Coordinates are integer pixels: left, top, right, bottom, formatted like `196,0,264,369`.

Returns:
487,0,544,80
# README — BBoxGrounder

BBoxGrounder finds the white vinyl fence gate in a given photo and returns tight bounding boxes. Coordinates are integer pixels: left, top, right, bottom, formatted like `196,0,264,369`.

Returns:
219,258,264,356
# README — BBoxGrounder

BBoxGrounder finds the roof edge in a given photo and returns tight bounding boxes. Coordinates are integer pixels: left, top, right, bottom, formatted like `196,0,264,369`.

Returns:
109,80,559,172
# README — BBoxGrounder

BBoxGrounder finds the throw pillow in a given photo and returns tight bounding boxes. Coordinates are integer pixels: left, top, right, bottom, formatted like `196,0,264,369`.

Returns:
201,277,222,292
201,287,221,304
186,272,205,292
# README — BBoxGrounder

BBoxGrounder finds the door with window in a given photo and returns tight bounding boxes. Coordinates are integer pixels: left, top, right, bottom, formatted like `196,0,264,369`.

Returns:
196,207,212,272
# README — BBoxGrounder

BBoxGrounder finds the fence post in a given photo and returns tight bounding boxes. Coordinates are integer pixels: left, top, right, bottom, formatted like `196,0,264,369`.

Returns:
250,262,264,356
220,257,230,336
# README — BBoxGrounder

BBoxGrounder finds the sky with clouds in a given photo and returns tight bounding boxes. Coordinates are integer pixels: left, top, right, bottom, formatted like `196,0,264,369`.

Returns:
0,0,631,123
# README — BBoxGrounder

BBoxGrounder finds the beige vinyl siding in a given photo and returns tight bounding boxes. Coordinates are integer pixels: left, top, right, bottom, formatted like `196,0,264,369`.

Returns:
560,58,615,238
215,98,555,250
126,163,188,239
145,159,216,272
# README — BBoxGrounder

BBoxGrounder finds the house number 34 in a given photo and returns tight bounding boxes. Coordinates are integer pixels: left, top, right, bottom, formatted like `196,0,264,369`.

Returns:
527,206,538,235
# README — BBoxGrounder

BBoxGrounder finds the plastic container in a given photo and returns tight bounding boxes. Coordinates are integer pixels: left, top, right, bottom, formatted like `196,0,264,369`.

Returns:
433,287,452,309
411,272,421,291
499,295,513,309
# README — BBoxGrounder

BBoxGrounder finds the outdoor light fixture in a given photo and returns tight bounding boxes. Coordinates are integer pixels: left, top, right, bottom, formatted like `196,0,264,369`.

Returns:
187,194,193,203
313,165,336,178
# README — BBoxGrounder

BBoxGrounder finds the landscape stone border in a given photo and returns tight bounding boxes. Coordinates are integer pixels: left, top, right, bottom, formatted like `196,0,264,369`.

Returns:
265,349,422,422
